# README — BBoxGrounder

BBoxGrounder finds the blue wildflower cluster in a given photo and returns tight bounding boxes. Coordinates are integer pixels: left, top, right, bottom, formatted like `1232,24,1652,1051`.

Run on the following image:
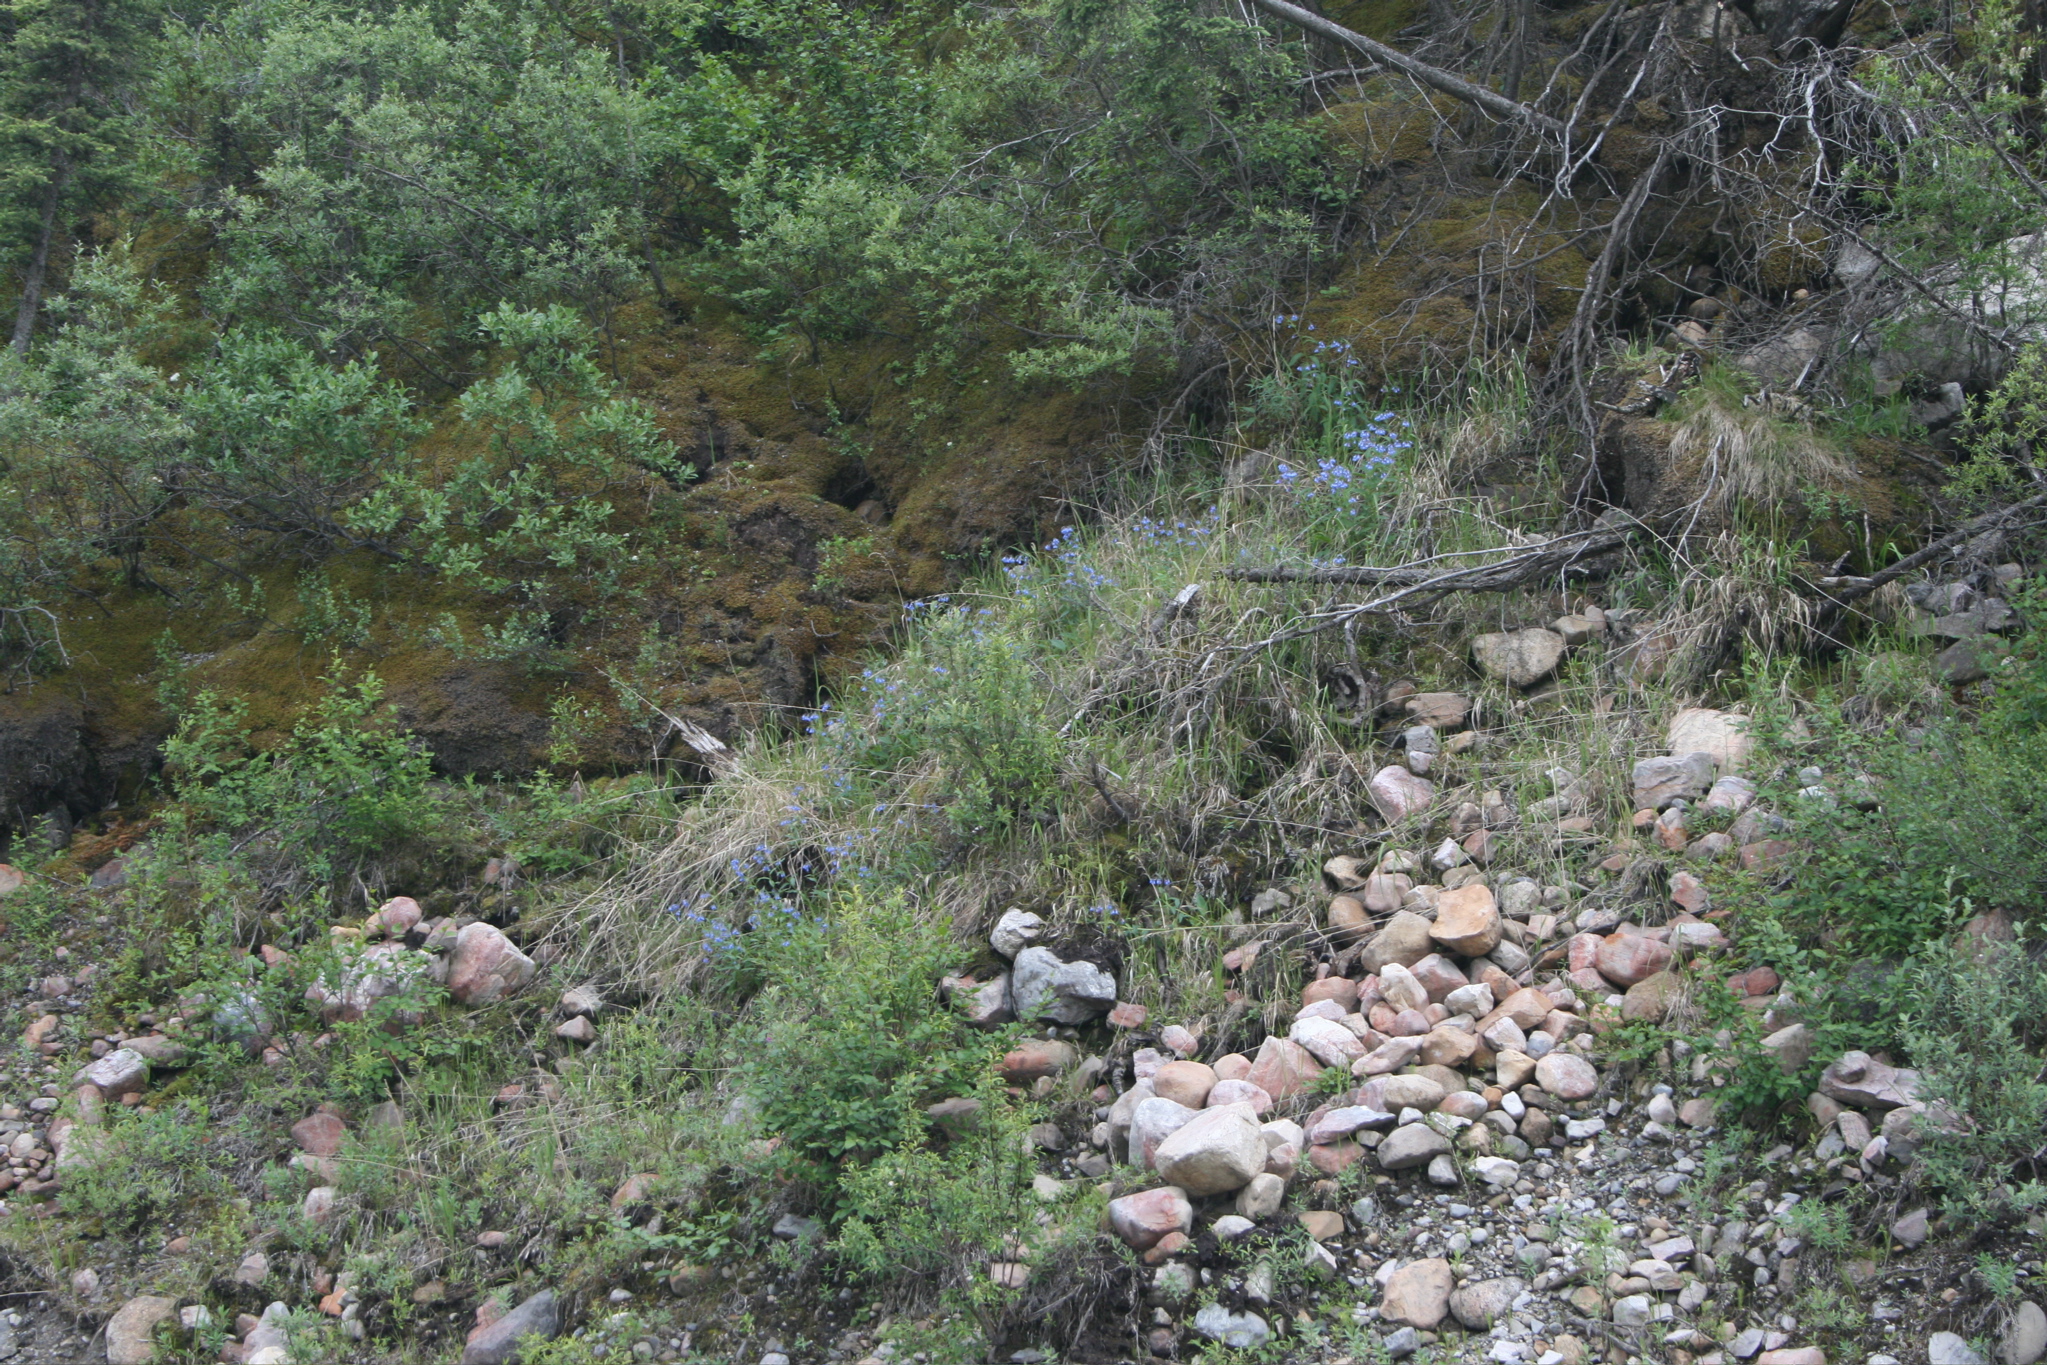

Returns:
1001,524,1115,599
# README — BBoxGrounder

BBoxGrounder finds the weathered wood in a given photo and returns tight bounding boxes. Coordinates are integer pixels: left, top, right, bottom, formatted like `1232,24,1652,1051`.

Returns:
1811,490,2047,608
1240,0,1568,136
1224,530,1626,589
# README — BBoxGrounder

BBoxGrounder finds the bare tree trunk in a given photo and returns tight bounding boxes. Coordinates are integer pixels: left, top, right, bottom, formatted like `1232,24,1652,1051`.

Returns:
11,158,70,356
1503,0,1532,102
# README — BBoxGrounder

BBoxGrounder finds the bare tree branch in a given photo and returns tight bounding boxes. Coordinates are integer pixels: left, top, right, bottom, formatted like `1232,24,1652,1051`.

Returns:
1238,0,1569,135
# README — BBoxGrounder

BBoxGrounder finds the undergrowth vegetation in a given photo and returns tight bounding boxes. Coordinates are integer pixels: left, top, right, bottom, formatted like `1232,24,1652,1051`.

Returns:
0,333,2044,1355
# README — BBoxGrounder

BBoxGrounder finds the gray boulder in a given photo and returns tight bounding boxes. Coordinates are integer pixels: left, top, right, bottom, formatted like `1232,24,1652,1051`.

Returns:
462,1290,560,1365
1009,946,1115,1024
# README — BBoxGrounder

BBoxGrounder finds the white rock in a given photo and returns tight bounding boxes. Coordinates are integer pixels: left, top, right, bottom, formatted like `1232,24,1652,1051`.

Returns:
1192,1305,1270,1349
990,909,1043,959
1129,1096,1198,1170
1153,1103,1266,1196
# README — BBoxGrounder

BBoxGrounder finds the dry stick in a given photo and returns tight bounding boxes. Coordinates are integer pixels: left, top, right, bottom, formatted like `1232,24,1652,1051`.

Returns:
1810,490,2047,609
1175,529,1640,728
1237,0,1569,136
1223,529,1627,585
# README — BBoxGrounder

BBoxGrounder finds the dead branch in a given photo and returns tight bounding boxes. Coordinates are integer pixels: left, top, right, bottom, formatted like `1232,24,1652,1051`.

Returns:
1223,528,1626,586
1239,0,1569,135
1809,489,2047,609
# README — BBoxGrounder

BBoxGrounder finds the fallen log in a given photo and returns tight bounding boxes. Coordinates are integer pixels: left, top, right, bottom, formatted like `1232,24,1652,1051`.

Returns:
1239,0,1569,136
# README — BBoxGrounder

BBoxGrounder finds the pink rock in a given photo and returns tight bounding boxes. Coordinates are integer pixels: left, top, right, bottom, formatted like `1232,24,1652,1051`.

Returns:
291,1111,348,1158
1302,977,1361,1011
1108,1001,1148,1028
1368,766,1437,824
1535,1052,1599,1100
1596,934,1673,987
1756,1352,1825,1365
446,923,536,1006
1245,1036,1320,1100
1408,955,1469,1003
1740,838,1795,871
999,1038,1075,1084
1669,872,1710,915
0,865,22,898
1107,1186,1193,1251
1308,1141,1367,1175
368,896,423,938
1221,941,1264,972
1567,933,1603,972
1213,1053,1251,1082
1161,1024,1200,1057
1388,1009,1431,1037
1568,967,1612,995
1206,1079,1273,1113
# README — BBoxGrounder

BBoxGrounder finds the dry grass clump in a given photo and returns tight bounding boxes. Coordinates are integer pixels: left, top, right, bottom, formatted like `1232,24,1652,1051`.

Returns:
1662,386,1859,535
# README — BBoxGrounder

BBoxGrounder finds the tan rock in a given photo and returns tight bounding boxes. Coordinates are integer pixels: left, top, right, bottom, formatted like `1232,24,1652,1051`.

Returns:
1327,895,1370,940
1380,1257,1455,1328
1430,884,1502,957
1360,911,1436,975
1621,972,1681,1022
106,1295,180,1365
1668,707,1753,772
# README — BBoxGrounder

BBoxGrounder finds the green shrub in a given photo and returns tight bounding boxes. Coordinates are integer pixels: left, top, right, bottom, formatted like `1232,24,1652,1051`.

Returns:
1770,581,2047,954
161,668,439,878
58,1100,241,1232
1893,936,2047,1226
738,888,1004,1201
